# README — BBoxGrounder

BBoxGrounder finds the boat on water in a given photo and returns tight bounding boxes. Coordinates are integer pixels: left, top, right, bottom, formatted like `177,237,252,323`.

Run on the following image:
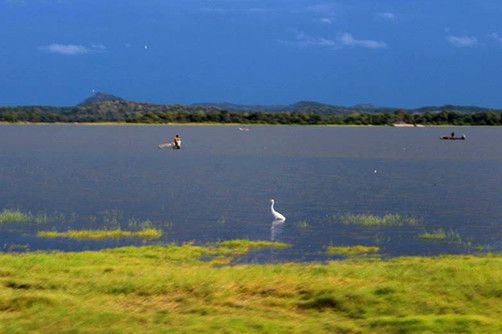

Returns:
440,135,466,140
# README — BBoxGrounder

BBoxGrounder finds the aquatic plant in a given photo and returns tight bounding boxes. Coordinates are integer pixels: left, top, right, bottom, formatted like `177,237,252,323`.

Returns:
0,209,31,224
5,244,30,252
37,228,162,240
419,228,463,243
0,243,499,333
419,229,448,240
419,228,492,252
296,221,310,230
326,245,380,256
339,213,418,226
127,218,155,229
216,216,227,225
0,209,50,224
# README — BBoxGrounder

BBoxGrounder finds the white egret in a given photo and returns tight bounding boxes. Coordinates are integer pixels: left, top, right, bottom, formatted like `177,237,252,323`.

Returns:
270,199,286,221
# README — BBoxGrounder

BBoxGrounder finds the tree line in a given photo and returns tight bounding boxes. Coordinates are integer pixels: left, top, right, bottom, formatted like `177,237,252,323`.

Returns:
1,106,502,125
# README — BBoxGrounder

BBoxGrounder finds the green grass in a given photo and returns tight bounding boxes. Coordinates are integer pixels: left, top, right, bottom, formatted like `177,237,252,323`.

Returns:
296,221,310,230
0,242,499,333
419,229,492,252
340,213,418,226
0,209,50,224
419,229,448,240
0,210,31,224
326,245,380,256
37,228,163,240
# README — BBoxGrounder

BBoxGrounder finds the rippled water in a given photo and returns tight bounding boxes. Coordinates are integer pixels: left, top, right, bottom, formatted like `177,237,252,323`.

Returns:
0,125,501,261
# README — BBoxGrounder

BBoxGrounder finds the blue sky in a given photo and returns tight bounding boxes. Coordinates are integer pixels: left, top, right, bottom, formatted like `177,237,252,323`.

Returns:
1,0,502,107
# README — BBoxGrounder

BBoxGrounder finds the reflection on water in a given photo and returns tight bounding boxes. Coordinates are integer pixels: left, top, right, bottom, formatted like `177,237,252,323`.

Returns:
271,220,285,242
0,125,501,261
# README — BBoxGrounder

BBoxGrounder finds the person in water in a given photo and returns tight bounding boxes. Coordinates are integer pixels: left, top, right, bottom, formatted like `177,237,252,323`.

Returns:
451,131,455,138
173,134,181,149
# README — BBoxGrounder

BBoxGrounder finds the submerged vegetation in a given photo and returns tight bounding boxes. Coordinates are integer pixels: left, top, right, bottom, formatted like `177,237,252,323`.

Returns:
418,228,491,251
296,220,311,230
339,213,418,227
37,228,162,240
326,245,380,256
0,209,49,224
0,210,30,224
419,229,450,241
0,242,500,333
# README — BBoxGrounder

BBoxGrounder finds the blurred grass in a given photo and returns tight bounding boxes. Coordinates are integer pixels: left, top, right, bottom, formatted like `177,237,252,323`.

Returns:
37,228,162,240
0,241,500,333
326,245,380,256
340,214,418,226
0,209,51,224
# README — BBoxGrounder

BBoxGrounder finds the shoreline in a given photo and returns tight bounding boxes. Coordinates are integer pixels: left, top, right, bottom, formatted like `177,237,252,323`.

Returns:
0,121,498,127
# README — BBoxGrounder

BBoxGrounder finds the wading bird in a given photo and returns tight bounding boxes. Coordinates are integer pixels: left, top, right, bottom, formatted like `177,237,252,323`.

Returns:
270,199,286,221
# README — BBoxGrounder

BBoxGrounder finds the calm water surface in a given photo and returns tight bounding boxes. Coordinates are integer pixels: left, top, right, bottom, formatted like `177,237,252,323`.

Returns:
0,125,501,261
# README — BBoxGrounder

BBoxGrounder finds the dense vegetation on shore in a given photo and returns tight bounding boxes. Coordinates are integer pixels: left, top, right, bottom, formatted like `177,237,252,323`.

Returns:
2,100,502,125
0,241,500,333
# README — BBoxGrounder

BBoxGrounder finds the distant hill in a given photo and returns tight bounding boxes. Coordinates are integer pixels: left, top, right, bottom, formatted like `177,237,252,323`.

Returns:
1,92,502,125
75,93,500,116
78,92,125,106
192,101,393,115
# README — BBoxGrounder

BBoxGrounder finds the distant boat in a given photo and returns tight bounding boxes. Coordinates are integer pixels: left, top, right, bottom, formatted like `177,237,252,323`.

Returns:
440,135,466,140
238,127,250,132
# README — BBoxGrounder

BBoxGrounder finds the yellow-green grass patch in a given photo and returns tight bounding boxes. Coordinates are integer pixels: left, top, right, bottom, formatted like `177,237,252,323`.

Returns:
340,213,418,226
326,245,380,256
0,243,499,333
37,228,162,240
0,209,49,224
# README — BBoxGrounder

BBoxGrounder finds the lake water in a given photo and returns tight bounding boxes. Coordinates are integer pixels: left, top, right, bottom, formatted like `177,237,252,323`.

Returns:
0,125,501,261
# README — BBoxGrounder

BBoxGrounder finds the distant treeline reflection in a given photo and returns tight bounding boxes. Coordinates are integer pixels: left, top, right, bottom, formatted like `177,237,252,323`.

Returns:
2,106,502,125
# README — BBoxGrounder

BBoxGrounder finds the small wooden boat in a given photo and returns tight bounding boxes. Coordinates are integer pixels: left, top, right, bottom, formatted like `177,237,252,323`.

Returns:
440,136,466,140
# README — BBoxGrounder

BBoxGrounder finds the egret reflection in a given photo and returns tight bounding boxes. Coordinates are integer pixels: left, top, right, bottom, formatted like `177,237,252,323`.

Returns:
271,220,285,242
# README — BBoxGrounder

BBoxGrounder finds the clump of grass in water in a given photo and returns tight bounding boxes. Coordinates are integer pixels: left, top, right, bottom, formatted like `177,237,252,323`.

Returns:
419,228,491,252
0,209,31,224
37,228,162,240
339,214,418,226
419,229,448,240
419,228,462,243
128,218,154,229
296,220,310,230
326,245,380,256
0,209,50,224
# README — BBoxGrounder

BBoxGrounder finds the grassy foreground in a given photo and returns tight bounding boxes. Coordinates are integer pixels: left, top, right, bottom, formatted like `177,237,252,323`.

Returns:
0,241,500,333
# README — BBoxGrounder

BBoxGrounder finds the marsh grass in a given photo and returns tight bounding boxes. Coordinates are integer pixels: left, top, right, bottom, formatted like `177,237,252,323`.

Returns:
339,213,418,226
419,229,492,252
0,210,31,224
0,209,50,224
0,242,499,333
296,220,310,230
326,245,380,256
37,228,162,240
216,216,227,225
419,229,448,240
